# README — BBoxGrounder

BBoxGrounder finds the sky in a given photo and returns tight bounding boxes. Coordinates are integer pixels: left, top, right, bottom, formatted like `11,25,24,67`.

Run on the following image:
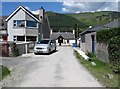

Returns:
1,1,119,16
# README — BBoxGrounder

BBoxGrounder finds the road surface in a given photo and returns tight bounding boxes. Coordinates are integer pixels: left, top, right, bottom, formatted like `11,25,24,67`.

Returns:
1,46,102,87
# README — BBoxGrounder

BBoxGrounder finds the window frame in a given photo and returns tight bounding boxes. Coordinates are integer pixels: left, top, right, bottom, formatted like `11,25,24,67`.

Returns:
13,20,38,29
13,20,25,28
26,20,38,28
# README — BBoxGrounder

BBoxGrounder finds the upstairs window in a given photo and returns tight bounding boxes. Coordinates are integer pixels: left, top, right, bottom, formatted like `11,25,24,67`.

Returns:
13,20,25,27
26,21,37,28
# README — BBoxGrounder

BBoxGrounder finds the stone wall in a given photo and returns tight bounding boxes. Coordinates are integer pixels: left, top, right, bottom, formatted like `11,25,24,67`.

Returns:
95,43,109,63
0,42,31,57
16,42,30,56
0,42,9,57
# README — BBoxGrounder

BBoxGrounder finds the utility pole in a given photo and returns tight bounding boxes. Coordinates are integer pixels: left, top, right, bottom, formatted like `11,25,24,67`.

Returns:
74,24,78,45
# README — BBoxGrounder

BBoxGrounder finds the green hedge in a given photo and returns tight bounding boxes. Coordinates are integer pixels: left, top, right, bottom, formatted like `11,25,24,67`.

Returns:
96,28,120,44
96,28,120,73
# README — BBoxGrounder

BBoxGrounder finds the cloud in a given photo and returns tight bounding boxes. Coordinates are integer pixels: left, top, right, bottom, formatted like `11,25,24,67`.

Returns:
97,2,118,11
25,6,39,14
62,1,118,13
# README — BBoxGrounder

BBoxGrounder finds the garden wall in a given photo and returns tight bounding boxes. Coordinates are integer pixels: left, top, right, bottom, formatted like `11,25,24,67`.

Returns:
95,43,109,63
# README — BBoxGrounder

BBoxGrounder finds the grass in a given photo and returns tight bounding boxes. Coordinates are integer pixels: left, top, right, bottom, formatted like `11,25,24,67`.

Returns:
0,65,10,80
74,50,119,88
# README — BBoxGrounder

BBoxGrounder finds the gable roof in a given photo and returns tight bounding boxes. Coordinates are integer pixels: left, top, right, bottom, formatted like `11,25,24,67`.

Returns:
50,32,75,40
80,20,120,35
6,6,41,23
80,25,106,35
104,20,120,28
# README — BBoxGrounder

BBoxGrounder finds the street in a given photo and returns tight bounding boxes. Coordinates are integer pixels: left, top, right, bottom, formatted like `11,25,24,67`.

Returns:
1,46,102,87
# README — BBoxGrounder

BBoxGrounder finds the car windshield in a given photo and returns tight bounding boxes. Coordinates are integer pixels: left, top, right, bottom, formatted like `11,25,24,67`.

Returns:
37,40,50,44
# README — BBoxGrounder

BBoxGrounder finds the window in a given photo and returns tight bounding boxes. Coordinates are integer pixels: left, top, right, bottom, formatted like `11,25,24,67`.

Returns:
37,40,50,44
26,21,37,28
13,20,25,27
13,20,37,28
17,36,25,41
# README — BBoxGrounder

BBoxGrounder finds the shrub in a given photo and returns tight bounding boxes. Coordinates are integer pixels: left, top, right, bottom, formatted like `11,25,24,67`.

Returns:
96,27,120,74
96,28,120,44
0,65,10,80
108,36,120,74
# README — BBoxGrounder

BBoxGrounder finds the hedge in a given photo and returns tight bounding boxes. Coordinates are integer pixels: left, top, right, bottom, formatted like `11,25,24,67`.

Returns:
96,27,120,72
96,28,120,44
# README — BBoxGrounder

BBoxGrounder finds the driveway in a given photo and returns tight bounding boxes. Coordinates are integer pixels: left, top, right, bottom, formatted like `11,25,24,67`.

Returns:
1,46,102,87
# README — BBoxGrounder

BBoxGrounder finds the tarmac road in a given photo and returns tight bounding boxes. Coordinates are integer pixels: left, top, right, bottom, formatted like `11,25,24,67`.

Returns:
1,46,102,87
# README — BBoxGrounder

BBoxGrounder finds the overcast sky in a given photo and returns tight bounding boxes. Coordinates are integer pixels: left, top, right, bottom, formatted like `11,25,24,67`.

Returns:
1,0,119,16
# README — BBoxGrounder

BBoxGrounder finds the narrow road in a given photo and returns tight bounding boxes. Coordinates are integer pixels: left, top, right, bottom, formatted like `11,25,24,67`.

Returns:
2,46,102,87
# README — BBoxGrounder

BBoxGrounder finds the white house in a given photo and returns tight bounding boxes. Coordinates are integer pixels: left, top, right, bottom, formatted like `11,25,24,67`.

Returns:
6,6,50,42
50,30,75,45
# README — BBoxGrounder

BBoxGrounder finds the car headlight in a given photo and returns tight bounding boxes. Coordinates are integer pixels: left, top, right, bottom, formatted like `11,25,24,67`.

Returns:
43,48,48,51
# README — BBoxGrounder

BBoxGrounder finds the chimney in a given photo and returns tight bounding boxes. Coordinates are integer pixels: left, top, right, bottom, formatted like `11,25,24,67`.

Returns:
39,7,45,21
73,30,75,34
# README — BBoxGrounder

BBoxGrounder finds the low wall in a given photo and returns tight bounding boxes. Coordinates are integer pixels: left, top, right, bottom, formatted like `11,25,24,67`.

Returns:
0,42,9,57
95,43,109,63
0,41,32,57
16,42,30,56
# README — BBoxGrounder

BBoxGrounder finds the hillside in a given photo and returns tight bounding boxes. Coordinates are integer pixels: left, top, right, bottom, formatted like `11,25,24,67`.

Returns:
46,11,120,32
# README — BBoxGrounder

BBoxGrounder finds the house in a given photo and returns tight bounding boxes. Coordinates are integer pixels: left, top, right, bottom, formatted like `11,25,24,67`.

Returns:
80,25,105,53
50,30,75,45
5,6,50,42
80,20,120,62
0,16,8,41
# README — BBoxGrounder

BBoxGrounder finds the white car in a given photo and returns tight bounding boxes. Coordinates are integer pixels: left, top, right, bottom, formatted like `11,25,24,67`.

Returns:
34,39,56,54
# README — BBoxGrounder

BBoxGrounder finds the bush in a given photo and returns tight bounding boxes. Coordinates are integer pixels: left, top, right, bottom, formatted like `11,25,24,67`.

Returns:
96,27,120,73
0,65,10,80
97,28,120,44
86,51,96,61
108,36,120,74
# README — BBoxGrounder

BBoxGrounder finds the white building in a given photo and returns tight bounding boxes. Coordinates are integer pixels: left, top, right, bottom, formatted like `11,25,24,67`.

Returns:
50,30,75,45
6,6,50,42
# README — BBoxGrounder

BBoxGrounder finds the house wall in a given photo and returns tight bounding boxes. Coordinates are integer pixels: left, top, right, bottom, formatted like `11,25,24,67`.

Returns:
80,42,86,52
8,9,39,41
80,34,86,52
81,32,109,63
85,32,95,52
8,9,26,41
95,43,109,63
55,39,75,45
69,40,75,44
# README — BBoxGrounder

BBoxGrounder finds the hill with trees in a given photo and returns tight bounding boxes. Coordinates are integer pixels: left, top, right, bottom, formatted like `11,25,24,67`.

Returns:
46,11,120,32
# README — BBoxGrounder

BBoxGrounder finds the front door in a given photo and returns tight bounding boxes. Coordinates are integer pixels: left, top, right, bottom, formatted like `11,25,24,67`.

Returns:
58,35,64,46
91,35,95,53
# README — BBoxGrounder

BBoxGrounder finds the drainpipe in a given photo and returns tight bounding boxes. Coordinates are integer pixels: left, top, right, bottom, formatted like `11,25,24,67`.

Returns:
25,20,27,54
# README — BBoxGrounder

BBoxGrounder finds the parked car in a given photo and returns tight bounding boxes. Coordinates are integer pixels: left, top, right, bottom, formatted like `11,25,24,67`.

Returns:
34,39,56,54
